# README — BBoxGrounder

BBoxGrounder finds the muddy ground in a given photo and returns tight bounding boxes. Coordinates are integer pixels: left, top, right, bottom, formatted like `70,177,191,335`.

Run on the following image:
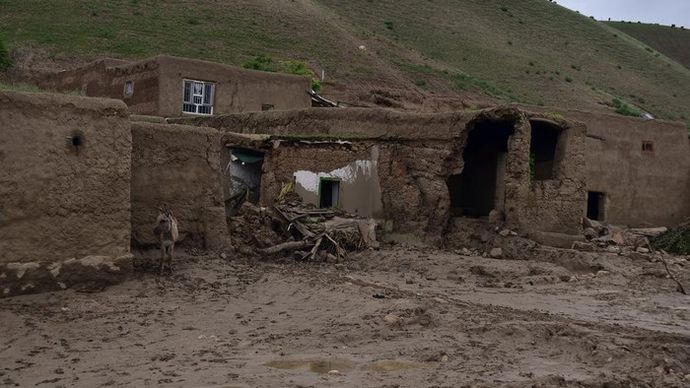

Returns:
1,246,689,387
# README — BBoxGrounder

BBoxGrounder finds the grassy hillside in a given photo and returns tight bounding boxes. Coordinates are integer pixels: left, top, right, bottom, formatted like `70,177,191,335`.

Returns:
0,0,688,126
605,21,690,70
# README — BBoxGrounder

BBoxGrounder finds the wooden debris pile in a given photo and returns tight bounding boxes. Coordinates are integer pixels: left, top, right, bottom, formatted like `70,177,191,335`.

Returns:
260,196,377,261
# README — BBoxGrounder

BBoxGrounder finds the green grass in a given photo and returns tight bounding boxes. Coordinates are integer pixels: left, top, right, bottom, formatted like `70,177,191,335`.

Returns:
0,0,688,128
605,21,690,69
0,36,11,70
611,97,642,117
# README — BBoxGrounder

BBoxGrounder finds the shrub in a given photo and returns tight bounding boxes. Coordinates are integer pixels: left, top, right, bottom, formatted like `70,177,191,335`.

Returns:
0,37,11,71
384,21,394,30
243,55,321,91
611,97,642,117
565,76,573,83
243,54,277,72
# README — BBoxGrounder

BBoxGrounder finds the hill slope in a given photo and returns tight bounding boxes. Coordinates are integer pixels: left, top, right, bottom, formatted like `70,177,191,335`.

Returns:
605,21,690,70
0,0,688,126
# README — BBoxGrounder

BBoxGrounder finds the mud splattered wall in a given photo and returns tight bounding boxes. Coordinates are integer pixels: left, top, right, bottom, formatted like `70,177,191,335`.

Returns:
0,92,131,263
130,122,228,249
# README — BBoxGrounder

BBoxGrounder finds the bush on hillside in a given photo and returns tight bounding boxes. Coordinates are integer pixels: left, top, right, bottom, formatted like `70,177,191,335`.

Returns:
612,97,642,117
0,37,12,70
243,55,321,91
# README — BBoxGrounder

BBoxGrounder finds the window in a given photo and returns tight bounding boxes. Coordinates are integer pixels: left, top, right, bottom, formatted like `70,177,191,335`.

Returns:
319,178,340,208
123,81,134,97
529,120,561,181
182,79,215,115
642,141,654,153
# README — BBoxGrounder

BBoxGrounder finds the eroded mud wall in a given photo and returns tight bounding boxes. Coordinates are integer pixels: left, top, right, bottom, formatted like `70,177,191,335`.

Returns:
130,122,228,249
0,92,132,296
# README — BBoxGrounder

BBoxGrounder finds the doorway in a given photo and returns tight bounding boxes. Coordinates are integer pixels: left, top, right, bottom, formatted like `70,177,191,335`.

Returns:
319,178,340,208
448,120,514,217
587,191,605,221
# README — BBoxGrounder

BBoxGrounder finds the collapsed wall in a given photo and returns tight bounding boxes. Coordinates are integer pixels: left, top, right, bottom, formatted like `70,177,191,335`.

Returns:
0,91,132,297
130,122,229,250
179,107,587,243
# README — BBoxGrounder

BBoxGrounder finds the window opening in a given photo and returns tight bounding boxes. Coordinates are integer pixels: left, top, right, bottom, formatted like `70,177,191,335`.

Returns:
182,79,215,115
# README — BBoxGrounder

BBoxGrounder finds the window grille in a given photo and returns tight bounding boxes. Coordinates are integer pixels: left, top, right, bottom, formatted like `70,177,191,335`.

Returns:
182,79,215,115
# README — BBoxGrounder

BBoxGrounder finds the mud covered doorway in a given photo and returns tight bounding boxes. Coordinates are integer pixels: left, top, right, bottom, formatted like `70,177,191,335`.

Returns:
448,120,514,218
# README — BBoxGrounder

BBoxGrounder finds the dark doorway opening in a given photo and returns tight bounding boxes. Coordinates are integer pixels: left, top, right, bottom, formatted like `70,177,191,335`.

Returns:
225,148,265,215
319,178,340,208
529,120,561,180
448,119,514,218
587,191,605,221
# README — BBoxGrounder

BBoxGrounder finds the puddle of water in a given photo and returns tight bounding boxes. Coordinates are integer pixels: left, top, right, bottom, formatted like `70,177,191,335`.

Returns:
265,359,354,374
364,360,426,373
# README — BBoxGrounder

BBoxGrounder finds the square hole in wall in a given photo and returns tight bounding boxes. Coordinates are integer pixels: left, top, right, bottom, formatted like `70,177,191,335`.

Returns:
642,141,654,154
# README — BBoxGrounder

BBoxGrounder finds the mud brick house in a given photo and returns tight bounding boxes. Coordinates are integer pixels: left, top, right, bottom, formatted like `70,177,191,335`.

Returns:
37,55,312,117
173,107,588,244
518,105,690,228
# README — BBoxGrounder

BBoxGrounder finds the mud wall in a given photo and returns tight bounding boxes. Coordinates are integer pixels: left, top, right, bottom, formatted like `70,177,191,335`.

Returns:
0,92,132,296
260,142,384,217
37,58,161,116
217,107,587,241
571,112,690,227
519,117,587,236
156,55,312,117
130,122,228,249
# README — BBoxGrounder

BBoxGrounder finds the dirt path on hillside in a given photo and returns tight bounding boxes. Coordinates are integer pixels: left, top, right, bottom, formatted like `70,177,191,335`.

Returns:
1,248,689,387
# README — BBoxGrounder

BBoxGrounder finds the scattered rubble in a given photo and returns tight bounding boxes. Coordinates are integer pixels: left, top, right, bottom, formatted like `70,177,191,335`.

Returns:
230,192,377,262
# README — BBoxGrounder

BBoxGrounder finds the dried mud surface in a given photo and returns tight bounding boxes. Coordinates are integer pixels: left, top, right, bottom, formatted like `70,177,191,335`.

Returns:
1,248,689,387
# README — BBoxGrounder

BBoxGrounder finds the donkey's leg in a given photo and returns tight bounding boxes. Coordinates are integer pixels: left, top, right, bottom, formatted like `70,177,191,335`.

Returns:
168,244,175,272
159,244,165,274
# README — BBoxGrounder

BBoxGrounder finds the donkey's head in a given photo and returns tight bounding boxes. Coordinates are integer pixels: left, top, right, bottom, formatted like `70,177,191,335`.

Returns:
155,205,175,234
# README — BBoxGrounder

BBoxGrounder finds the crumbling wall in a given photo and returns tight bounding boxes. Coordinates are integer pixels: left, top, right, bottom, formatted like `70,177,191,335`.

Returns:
0,91,132,296
130,122,228,249
210,107,586,244
259,142,384,217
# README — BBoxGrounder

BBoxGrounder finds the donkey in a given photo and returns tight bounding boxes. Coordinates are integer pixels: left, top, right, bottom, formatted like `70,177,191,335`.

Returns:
153,205,179,273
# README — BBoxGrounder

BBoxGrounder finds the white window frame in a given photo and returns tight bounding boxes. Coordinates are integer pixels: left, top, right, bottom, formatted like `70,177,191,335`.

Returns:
182,79,215,115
